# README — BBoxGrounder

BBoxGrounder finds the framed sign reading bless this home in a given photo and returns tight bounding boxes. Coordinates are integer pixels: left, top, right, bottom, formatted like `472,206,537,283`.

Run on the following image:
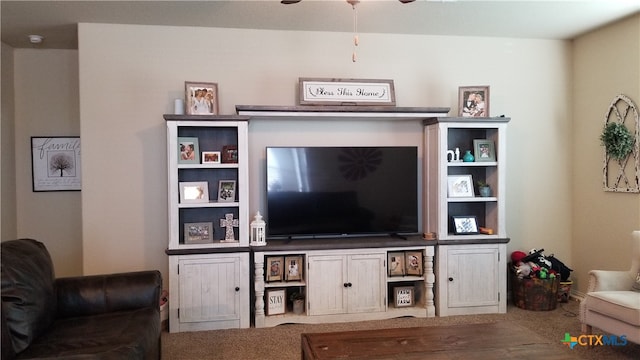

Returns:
299,78,396,106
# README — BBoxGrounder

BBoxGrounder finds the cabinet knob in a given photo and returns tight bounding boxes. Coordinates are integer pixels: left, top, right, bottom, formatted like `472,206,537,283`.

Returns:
348,282,353,287
235,287,240,292
344,283,349,288
448,277,454,282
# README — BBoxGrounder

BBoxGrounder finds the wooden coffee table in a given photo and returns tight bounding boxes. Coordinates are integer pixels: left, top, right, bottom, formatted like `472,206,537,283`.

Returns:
301,321,575,359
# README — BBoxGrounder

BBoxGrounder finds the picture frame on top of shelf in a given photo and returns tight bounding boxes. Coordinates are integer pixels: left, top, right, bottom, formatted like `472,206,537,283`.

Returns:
447,175,475,198
185,81,218,115
178,137,200,164
217,180,236,202
452,216,480,234
405,251,423,276
388,252,406,276
202,151,221,164
459,85,489,117
473,139,496,162
393,286,414,308
266,256,284,282
265,289,286,315
284,256,303,281
183,222,214,244
179,181,209,203
221,145,238,163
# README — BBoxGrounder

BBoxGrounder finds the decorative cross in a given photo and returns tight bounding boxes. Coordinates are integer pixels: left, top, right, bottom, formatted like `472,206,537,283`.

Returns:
220,213,239,242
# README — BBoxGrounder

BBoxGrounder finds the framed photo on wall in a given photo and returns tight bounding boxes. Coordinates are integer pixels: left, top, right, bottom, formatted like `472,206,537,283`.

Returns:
447,175,475,198
177,137,200,164
473,139,496,162
185,81,218,115
452,216,479,234
459,86,490,117
388,252,406,276
183,222,214,244
266,256,284,282
284,256,303,281
31,136,81,192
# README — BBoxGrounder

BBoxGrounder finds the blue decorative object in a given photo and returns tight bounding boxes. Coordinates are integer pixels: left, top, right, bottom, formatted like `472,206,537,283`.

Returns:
462,150,475,162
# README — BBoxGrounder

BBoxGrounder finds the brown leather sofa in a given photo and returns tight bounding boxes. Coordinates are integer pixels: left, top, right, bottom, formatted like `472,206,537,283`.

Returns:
1,239,162,359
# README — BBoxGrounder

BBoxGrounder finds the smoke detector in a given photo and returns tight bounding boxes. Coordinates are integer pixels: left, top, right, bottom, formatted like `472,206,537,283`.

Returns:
28,35,44,44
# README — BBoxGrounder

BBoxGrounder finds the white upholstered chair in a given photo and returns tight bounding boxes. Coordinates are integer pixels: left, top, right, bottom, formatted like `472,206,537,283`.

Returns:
580,230,640,344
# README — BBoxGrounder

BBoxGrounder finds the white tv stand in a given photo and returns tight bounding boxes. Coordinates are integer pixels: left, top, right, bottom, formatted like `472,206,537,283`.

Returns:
252,236,435,328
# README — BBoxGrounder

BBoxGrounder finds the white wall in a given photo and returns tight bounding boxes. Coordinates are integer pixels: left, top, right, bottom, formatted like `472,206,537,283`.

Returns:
12,49,82,277
1,42,17,241
78,23,573,283
572,14,640,294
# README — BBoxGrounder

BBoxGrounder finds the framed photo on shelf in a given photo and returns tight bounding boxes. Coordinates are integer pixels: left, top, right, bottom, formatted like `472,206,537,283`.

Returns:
447,175,475,198
266,256,284,282
179,181,209,203
31,136,81,192
452,216,480,234
217,180,236,202
265,289,286,316
221,145,238,163
393,286,414,308
405,251,423,276
177,137,200,164
459,85,489,117
473,139,496,162
388,252,406,276
202,151,221,164
183,222,214,244
284,256,303,281
185,81,218,115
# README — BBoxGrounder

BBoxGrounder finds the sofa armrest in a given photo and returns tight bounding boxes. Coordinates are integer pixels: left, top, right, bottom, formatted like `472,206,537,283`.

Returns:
586,269,634,292
56,270,162,318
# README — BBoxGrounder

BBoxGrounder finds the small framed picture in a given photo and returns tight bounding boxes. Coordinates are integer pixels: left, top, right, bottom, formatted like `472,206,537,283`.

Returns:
388,252,406,276
265,289,286,315
473,139,496,162
447,175,475,198
183,222,214,244
405,251,423,276
178,137,200,164
285,256,303,281
452,216,479,234
221,145,238,163
266,256,284,282
185,81,218,115
393,286,414,308
202,151,221,164
459,86,489,117
179,181,209,203
217,180,236,202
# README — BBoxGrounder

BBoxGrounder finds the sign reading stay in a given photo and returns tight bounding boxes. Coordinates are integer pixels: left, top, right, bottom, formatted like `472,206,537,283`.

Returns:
299,78,396,106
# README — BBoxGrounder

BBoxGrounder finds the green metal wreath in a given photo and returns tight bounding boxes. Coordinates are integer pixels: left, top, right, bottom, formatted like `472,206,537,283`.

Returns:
600,122,634,161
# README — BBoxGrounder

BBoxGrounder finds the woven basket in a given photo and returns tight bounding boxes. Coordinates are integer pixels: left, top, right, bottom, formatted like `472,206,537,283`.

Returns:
510,271,559,311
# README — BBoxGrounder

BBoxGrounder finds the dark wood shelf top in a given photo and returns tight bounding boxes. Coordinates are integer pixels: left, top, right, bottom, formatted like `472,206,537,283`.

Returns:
163,114,250,121
166,246,251,256
236,105,450,114
255,235,436,252
423,116,511,125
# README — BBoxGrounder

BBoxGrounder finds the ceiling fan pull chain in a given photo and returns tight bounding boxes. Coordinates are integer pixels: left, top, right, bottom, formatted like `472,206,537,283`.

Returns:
351,0,359,62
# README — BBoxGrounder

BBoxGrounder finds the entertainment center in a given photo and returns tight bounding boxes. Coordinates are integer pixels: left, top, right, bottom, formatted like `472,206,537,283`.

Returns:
164,106,510,332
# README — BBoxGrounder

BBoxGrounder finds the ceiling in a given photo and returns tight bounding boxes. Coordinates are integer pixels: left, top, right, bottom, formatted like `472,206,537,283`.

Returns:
2,0,640,49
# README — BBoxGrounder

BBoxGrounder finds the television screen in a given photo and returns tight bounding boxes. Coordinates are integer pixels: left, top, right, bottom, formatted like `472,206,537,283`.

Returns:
266,146,418,239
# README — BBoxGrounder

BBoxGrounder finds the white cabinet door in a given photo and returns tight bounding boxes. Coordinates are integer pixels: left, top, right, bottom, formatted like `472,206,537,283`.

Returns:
307,255,348,316
348,253,386,313
178,256,241,323
446,247,499,308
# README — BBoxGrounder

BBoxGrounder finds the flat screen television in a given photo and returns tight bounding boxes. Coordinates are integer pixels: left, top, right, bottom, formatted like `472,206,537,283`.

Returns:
266,146,419,239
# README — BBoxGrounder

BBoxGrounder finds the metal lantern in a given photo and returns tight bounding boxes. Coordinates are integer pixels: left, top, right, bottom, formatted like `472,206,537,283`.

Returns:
250,211,266,246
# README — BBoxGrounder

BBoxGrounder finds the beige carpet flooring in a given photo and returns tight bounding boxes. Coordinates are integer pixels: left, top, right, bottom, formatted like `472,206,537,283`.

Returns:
161,299,639,359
